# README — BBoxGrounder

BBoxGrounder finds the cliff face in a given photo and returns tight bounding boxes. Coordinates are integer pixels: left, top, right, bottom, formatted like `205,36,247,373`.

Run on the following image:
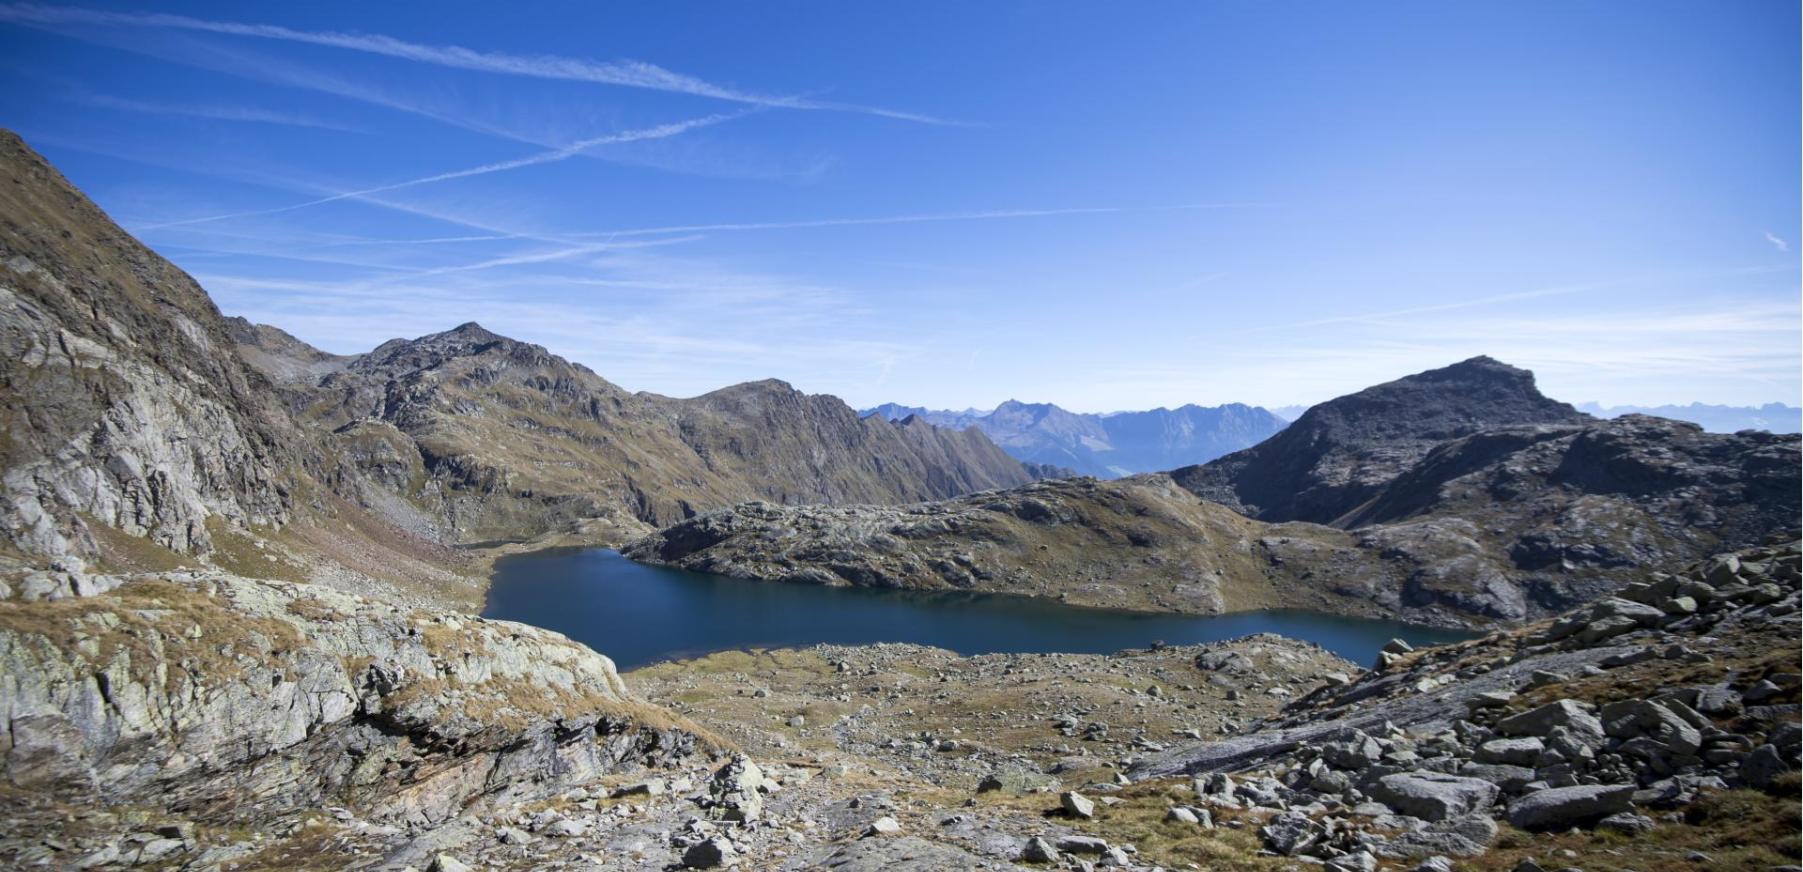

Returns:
0,131,300,562
0,133,712,865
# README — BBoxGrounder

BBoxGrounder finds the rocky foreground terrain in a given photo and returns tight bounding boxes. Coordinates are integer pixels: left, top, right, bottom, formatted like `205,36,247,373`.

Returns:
5,535,1792,871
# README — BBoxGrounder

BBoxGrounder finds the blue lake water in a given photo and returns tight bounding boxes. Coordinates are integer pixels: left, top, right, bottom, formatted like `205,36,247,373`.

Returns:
483,548,1474,670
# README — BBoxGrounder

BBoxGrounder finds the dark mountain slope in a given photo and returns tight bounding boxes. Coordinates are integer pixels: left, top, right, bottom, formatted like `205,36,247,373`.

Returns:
1171,356,1589,523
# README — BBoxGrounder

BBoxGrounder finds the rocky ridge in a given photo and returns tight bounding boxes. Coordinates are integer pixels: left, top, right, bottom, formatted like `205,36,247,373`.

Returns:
242,320,1043,545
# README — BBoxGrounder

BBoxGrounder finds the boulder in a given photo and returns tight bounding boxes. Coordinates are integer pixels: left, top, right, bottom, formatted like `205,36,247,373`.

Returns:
1475,737,1544,766
682,836,737,869
1020,837,1059,863
1060,791,1096,819
1365,772,1500,821
1741,744,1791,789
1259,809,1323,855
1055,835,1109,854
976,769,1058,794
1599,700,1703,756
1494,700,1604,744
1376,814,1497,859
1322,731,1385,770
1596,812,1655,834
1506,784,1635,830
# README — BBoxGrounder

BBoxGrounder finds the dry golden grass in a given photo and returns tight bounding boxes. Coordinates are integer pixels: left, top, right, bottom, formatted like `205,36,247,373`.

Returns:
203,517,308,583
80,517,195,574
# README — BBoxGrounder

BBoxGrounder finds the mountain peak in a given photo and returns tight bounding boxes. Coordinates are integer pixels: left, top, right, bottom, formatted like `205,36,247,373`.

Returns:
436,321,503,342
1175,357,1587,523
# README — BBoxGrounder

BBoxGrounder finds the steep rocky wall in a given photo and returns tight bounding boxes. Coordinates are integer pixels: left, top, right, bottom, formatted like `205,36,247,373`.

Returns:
0,131,297,562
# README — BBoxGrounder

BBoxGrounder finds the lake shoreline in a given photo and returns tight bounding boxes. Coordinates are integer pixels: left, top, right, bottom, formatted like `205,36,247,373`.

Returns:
484,546,1477,670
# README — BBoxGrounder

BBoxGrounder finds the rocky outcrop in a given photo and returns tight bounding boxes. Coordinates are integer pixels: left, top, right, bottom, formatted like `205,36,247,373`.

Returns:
626,475,1316,614
0,570,703,826
1172,356,1590,523
221,316,352,386
863,399,1289,478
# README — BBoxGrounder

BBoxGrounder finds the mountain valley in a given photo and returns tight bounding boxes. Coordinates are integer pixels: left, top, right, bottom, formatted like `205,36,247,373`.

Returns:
0,127,1797,872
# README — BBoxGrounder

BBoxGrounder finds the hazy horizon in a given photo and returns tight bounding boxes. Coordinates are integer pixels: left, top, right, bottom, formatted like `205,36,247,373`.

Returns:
3,1,1797,410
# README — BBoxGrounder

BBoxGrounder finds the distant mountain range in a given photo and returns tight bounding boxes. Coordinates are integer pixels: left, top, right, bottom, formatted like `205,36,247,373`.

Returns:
860,400,1288,478
1576,401,1800,434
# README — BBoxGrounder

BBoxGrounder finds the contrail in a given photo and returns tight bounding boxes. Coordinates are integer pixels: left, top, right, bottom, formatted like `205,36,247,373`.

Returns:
135,112,745,231
0,3,954,124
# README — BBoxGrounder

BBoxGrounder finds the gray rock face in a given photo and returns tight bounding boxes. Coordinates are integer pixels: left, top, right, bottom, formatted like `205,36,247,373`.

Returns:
1376,815,1498,859
0,572,699,825
1475,737,1544,766
1365,772,1500,821
1740,744,1792,789
1505,784,1635,830
816,836,1031,871
681,836,737,868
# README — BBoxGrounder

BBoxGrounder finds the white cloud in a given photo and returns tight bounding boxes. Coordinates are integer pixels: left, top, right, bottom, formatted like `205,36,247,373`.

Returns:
573,204,1261,239
1766,231,1789,252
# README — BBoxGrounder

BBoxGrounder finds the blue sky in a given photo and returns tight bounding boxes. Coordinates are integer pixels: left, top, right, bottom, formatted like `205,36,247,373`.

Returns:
2,1,1796,411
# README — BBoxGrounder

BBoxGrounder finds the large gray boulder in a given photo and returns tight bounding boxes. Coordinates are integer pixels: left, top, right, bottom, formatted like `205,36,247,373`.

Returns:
1365,772,1500,821
1599,700,1703,756
1506,784,1635,830
1474,737,1544,766
1494,700,1605,744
